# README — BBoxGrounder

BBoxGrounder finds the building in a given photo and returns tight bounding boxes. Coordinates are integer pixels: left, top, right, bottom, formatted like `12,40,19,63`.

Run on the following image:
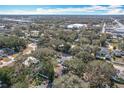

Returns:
23,56,39,67
30,30,40,37
112,50,122,57
67,24,87,29
0,25,5,29
96,47,111,60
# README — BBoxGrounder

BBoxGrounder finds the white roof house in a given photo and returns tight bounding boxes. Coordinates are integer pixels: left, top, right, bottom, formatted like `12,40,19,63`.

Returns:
23,56,39,67
67,24,87,29
30,30,40,37
0,25,5,28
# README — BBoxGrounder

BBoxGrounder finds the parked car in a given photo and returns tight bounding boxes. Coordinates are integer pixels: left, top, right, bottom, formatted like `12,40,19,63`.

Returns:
121,51,124,56
105,54,112,61
112,50,122,58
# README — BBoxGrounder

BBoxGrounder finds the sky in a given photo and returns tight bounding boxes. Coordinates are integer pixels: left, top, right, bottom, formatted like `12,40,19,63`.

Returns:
0,5,124,15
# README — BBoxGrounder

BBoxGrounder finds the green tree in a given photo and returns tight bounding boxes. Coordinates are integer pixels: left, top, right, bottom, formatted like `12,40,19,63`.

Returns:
0,67,14,88
53,72,89,88
0,36,26,52
32,48,56,61
69,46,81,56
63,58,85,77
100,34,107,47
32,48,56,84
83,60,116,88
75,51,95,63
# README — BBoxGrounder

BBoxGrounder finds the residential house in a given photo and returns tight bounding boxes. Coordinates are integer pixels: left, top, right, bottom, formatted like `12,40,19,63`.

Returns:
30,30,40,37
96,47,111,60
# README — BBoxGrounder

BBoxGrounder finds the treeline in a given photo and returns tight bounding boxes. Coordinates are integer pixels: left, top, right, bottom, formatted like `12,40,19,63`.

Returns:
0,35,26,52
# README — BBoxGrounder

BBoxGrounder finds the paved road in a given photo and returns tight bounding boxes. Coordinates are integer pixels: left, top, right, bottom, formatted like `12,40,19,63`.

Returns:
112,61,124,66
57,53,72,64
102,23,106,33
114,19,124,27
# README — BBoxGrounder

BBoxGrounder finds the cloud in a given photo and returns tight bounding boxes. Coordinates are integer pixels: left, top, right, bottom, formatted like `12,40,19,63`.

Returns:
0,6,107,14
107,9,124,14
0,5,124,15
106,5,124,14
0,7,97,15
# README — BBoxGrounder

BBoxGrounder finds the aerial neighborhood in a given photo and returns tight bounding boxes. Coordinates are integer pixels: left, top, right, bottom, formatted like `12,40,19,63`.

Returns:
0,14,124,88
